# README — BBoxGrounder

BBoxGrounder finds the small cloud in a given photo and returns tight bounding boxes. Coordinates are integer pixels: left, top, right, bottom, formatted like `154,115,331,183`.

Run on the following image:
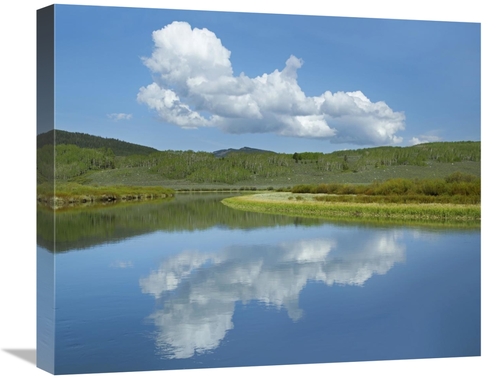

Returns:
409,134,442,145
107,113,133,121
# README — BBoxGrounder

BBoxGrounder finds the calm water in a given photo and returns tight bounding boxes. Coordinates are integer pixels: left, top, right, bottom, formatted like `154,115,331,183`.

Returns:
37,194,480,374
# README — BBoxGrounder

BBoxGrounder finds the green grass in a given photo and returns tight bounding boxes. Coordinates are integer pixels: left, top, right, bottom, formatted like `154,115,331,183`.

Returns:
73,161,480,190
313,194,479,205
37,182,174,208
221,192,480,226
289,174,480,206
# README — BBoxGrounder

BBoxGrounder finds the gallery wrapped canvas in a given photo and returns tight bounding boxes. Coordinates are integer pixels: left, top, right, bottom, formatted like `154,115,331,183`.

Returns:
36,4,480,375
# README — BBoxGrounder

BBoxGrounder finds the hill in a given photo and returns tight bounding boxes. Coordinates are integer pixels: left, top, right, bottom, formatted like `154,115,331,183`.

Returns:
213,147,276,157
36,130,480,189
37,129,159,156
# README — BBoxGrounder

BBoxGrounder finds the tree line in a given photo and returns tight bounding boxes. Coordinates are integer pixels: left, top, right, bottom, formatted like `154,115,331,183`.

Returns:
37,140,481,185
37,129,158,156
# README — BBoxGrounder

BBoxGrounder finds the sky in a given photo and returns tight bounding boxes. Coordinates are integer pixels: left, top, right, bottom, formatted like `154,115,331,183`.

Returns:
52,5,480,154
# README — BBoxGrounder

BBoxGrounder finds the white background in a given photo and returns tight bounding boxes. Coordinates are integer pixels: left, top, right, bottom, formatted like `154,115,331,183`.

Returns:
0,1,497,378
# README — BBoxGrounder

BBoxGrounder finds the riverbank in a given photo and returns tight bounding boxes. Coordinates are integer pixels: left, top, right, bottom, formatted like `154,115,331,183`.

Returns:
37,183,174,209
221,192,481,225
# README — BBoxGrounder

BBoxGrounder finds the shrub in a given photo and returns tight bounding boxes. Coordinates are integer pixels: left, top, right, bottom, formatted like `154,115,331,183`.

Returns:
338,184,357,195
420,180,446,196
445,172,478,183
291,184,315,193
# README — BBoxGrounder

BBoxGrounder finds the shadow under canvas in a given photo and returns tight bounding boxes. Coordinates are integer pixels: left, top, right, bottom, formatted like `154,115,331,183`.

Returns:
3,349,37,366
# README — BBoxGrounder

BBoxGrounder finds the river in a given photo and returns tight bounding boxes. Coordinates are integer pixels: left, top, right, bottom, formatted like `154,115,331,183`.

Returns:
36,193,480,374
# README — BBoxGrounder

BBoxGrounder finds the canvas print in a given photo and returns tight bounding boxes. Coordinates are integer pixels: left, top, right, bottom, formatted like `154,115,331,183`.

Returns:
36,4,480,375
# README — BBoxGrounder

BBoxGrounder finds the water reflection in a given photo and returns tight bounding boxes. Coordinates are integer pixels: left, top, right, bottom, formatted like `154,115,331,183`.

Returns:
38,193,478,254
37,194,323,253
140,231,406,359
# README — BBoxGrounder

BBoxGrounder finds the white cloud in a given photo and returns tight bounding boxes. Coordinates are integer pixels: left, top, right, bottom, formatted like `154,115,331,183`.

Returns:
137,83,210,128
409,134,442,145
107,113,132,121
138,21,405,145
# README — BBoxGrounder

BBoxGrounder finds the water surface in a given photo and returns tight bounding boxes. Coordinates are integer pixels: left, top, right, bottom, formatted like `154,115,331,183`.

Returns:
37,194,480,374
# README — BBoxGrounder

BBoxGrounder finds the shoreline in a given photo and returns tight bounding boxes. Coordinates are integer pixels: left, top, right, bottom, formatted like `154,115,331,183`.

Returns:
37,193,174,209
221,192,481,226
36,183,175,209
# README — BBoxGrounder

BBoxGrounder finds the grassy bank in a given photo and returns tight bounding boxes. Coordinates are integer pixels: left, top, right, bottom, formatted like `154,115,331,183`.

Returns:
221,192,481,226
37,182,174,208
290,173,480,198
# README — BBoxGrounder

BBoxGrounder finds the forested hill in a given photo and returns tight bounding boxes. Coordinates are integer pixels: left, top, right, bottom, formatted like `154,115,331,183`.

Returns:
37,129,159,156
213,147,276,157
38,133,480,186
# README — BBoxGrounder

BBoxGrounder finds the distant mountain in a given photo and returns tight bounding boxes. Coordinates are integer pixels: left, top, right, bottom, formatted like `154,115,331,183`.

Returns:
213,146,276,158
37,129,159,156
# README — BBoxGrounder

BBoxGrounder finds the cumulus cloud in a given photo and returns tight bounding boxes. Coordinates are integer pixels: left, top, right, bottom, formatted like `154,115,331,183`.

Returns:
409,134,442,145
138,21,405,145
140,232,406,359
107,113,132,121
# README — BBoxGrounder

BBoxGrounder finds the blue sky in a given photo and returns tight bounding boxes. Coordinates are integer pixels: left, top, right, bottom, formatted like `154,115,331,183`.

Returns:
53,5,480,154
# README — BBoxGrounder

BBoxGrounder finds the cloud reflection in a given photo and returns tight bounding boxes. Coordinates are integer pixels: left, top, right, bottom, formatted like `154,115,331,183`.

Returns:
140,232,405,359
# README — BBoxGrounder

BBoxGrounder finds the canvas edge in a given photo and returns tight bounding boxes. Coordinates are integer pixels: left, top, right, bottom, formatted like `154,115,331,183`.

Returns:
36,4,55,375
